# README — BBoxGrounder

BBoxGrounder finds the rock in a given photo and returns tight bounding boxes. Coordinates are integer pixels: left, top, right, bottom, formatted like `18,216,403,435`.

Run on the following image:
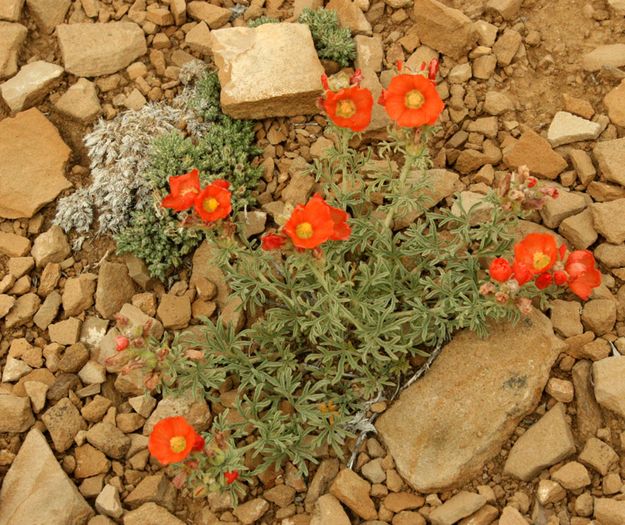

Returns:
503,129,567,180
2,356,31,382
123,503,184,525
559,209,597,250
539,188,586,228
609,0,625,14
591,199,625,244
0,232,30,256
56,22,147,77
429,492,486,525
361,459,385,484
49,317,82,345
0,60,63,112
25,0,70,33
572,359,604,442
547,111,602,147
156,293,191,329
209,23,324,119
377,309,564,491
0,429,94,525
81,395,112,423
0,393,34,432
493,29,522,66
0,0,24,21
499,506,529,524
383,493,424,512
232,498,270,525
411,0,474,59
0,109,71,219
63,274,97,317
95,262,136,319
143,392,211,435
86,422,131,459
582,44,625,72
0,22,27,79
95,485,123,519
329,469,377,521
545,378,574,403
483,90,515,115
54,78,101,123
593,138,625,187
594,498,625,525
304,458,340,511
59,343,90,373
355,35,384,72
191,242,229,307
472,54,497,80
486,0,522,19
0,293,15,318
32,225,70,267
604,79,625,127
311,494,350,525
550,300,582,338
124,473,173,509
23,381,48,413
581,299,616,335
4,292,40,328
593,356,625,418
326,0,372,35
79,361,106,385
595,243,625,267
187,1,230,29
42,397,86,452
551,461,591,490
578,437,619,475
184,21,211,54
450,191,494,226
504,403,575,481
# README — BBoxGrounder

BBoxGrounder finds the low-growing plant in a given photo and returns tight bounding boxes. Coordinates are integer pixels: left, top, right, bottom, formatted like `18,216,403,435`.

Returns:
127,64,601,501
298,8,356,67
247,16,279,28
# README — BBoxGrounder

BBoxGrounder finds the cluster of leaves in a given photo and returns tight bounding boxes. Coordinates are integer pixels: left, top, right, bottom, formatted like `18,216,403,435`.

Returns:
247,16,279,28
116,72,262,281
298,8,356,67
150,129,533,481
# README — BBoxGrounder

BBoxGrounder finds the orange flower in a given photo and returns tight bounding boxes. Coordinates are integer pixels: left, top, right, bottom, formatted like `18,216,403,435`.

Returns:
379,74,444,127
283,195,351,249
193,179,232,223
148,416,201,465
323,85,373,132
513,233,558,276
261,233,287,251
162,169,201,212
565,250,601,301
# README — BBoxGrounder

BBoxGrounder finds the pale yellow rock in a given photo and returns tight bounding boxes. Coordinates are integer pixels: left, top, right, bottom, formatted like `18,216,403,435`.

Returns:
0,22,27,79
26,0,70,33
0,0,25,22
54,78,101,123
0,60,63,112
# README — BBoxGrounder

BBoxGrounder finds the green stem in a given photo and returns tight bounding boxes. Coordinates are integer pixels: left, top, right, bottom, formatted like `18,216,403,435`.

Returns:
383,152,418,229
339,128,351,195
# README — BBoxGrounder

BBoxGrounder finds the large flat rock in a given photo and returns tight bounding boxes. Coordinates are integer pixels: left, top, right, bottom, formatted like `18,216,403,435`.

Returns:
209,23,325,119
376,309,565,492
0,108,71,218
0,428,94,525
56,22,147,77
0,21,27,79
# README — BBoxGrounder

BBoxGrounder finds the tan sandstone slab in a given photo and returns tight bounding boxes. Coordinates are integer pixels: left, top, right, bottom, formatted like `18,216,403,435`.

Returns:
376,309,565,492
0,60,63,111
0,22,27,79
503,129,568,179
56,22,147,77
0,108,71,218
0,428,94,525
0,0,24,22
594,138,625,187
209,23,325,119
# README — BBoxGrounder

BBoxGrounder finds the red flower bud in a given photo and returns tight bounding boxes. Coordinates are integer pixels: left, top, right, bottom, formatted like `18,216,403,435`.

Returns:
115,336,129,352
192,434,205,452
527,176,537,188
428,59,440,81
535,272,553,290
261,233,286,251
489,258,513,282
224,470,239,485
554,270,568,286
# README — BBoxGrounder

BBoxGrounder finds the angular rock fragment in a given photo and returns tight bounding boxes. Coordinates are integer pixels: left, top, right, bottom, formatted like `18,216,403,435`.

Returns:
0,60,63,112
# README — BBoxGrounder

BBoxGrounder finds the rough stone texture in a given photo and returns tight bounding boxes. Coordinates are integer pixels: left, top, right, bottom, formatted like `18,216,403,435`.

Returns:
499,506,529,524
187,1,230,29
42,397,86,452
143,392,211,435
56,22,147,77
591,199,625,244
209,23,325,119
86,422,131,459
311,494,350,525
593,356,625,418
547,111,602,147
604,79,625,127
594,498,625,525
0,108,71,218
376,309,565,491
32,225,71,267
0,393,34,432
539,188,587,229
559,209,598,250
329,469,377,521
504,403,576,481
593,138,625,187
0,0,24,22
429,492,486,525
0,429,94,525
54,78,101,123
184,20,211,54
503,129,567,180
25,0,70,33
95,262,136,319
326,0,372,35
232,498,270,525
0,22,27,79
578,437,619,475
486,0,522,19
582,44,625,71
123,503,185,525
0,60,64,112
411,0,475,59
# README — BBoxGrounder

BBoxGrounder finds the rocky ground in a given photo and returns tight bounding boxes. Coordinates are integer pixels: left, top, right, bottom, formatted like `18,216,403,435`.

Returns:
1,0,625,524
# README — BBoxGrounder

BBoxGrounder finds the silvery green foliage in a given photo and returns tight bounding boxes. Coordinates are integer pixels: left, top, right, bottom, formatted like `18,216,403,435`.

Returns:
54,61,212,235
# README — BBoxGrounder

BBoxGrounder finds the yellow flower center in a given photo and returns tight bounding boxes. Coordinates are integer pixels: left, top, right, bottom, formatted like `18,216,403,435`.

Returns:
405,89,425,109
335,99,356,118
533,252,551,271
169,436,187,454
203,197,220,213
295,222,314,239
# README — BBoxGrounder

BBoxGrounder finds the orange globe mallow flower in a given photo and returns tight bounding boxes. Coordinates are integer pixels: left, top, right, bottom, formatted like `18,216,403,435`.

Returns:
565,250,601,301
379,74,444,128
283,194,351,249
193,179,232,223
161,168,201,212
148,416,202,465
513,233,559,277
322,85,374,132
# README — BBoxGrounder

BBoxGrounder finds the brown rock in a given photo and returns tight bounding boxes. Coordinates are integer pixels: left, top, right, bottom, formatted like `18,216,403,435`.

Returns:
187,1,230,28
86,422,131,459
209,23,325,119
377,309,564,491
310,494,350,525
304,458,339,511
411,0,475,59
0,22,27,79
4,292,40,328
123,503,184,525
62,274,97,317
156,293,191,329
551,461,591,490
0,0,24,22
143,392,211,435
499,506,529,524
579,437,619,475
95,262,136,319
593,356,625,418
329,469,377,521
25,0,70,33
42,397,86,452
594,498,625,525
232,498,270,525
124,473,174,510
504,403,575,481
493,29,521,66
0,231,30,256
593,138,625,188
48,317,82,345
0,109,71,219
559,209,597,250
54,78,101,123
429,492,486,525
184,21,211,54
582,44,625,72
591,199,625,244
581,299,616,335
0,393,34,432
0,60,63,112
32,225,70,267
326,0,372,35
604,80,625,127
503,129,567,180
383,492,424,512
75,443,110,478
550,300,582,338
56,22,147,77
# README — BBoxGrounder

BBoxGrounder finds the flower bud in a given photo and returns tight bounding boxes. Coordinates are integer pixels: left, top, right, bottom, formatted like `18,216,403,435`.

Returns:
115,336,129,352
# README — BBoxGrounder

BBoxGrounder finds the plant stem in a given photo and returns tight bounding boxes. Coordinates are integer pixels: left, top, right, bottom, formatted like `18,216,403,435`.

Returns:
339,128,351,195
383,152,418,229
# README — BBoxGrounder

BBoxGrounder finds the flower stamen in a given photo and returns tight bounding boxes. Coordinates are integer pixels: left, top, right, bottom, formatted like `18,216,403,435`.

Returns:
405,89,425,109
295,222,314,239
170,436,187,454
